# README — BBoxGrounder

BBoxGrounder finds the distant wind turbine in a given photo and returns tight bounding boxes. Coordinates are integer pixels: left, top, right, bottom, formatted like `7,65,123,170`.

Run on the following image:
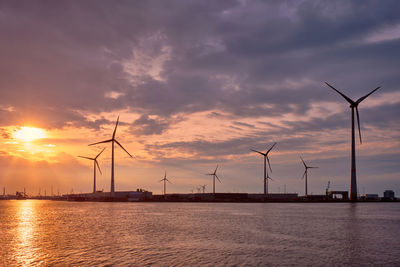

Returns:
206,165,221,194
200,184,207,193
300,156,318,196
78,148,105,193
325,82,381,201
89,116,133,193
250,142,276,195
159,171,172,196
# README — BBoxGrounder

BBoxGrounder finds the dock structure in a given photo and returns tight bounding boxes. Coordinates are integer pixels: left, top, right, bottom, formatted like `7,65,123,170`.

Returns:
65,190,152,202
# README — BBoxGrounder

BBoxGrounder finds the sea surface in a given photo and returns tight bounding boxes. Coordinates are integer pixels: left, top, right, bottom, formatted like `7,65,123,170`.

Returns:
0,200,399,266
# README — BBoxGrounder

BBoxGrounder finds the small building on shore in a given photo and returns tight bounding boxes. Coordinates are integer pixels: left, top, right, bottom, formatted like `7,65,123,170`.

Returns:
383,190,395,200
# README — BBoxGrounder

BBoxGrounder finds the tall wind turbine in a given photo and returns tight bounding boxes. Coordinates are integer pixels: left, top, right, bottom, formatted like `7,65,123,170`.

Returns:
250,142,276,195
206,165,221,194
78,148,105,193
159,171,172,196
89,116,133,193
300,156,318,196
325,82,381,201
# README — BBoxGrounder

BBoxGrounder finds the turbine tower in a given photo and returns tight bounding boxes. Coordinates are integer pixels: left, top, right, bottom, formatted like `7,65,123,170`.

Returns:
325,82,381,201
159,171,172,196
206,165,221,194
250,142,276,195
300,156,318,196
89,116,133,193
78,148,105,193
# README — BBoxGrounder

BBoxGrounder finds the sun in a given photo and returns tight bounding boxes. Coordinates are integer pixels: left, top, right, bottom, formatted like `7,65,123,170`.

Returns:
13,127,47,142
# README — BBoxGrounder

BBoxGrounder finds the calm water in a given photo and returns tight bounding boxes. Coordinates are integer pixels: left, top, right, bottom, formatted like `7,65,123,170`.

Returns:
1,200,399,266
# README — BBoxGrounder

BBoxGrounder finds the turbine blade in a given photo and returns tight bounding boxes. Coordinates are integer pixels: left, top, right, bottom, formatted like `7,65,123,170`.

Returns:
164,170,167,179
112,115,120,139
268,177,274,181
300,156,307,168
266,142,276,154
325,82,355,105
95,160,102,175
356,86,381,104
159,179,164,182
356,106,362,144
250,149,265,156
301,170,306,179
215,174,221,183
167,179,172,184
266,156,272,173
78,156,94,160
95,147,106,159
309,166,319,169
214,165,218,173
114,139,133,158
205,173,213,176
88,139,112,146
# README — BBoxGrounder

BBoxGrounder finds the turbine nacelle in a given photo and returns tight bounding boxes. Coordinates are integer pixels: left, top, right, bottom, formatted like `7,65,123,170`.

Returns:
160,171,172,184
325,82,380,144
78,147,106,174
250,142,276,172
300,156,318,179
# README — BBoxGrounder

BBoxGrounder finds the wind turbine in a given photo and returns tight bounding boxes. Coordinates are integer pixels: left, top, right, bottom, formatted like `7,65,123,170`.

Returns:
250,142,276,195
206,165,221,194
89,116,133,193
159,171,172,196
300,156,318,196
325,82,381,201
200,184,207,193
78,148,105,193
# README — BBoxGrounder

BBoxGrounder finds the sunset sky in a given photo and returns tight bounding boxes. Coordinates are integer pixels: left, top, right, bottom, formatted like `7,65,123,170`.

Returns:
1,0,399,196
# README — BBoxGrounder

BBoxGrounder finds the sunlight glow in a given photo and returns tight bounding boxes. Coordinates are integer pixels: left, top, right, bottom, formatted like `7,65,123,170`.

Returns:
14,127,47,142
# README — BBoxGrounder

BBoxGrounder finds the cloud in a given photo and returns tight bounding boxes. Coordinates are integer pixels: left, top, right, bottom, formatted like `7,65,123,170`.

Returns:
131,114,172,136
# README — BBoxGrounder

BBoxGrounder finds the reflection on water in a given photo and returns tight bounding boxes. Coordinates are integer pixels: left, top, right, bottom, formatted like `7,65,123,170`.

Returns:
15,200,40,265
0,201,399,266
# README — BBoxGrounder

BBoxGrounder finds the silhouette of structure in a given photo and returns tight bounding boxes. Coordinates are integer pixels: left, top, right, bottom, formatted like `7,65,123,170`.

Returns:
300,156,318,196
78,148,106,193
201,184,207,193
325,181,330,196
325,82,381,201
159,171,172,196
206,165,221,194
89,116,133,193
250,143,276,195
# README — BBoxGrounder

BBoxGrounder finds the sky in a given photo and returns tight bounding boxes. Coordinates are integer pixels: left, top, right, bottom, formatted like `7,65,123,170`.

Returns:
0,0,399,196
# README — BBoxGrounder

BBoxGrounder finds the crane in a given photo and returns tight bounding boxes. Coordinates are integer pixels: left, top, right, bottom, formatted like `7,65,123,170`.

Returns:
326,181,331,197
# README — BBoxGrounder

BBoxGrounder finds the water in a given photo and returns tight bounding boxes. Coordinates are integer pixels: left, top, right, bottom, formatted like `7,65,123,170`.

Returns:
1,200,399,266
